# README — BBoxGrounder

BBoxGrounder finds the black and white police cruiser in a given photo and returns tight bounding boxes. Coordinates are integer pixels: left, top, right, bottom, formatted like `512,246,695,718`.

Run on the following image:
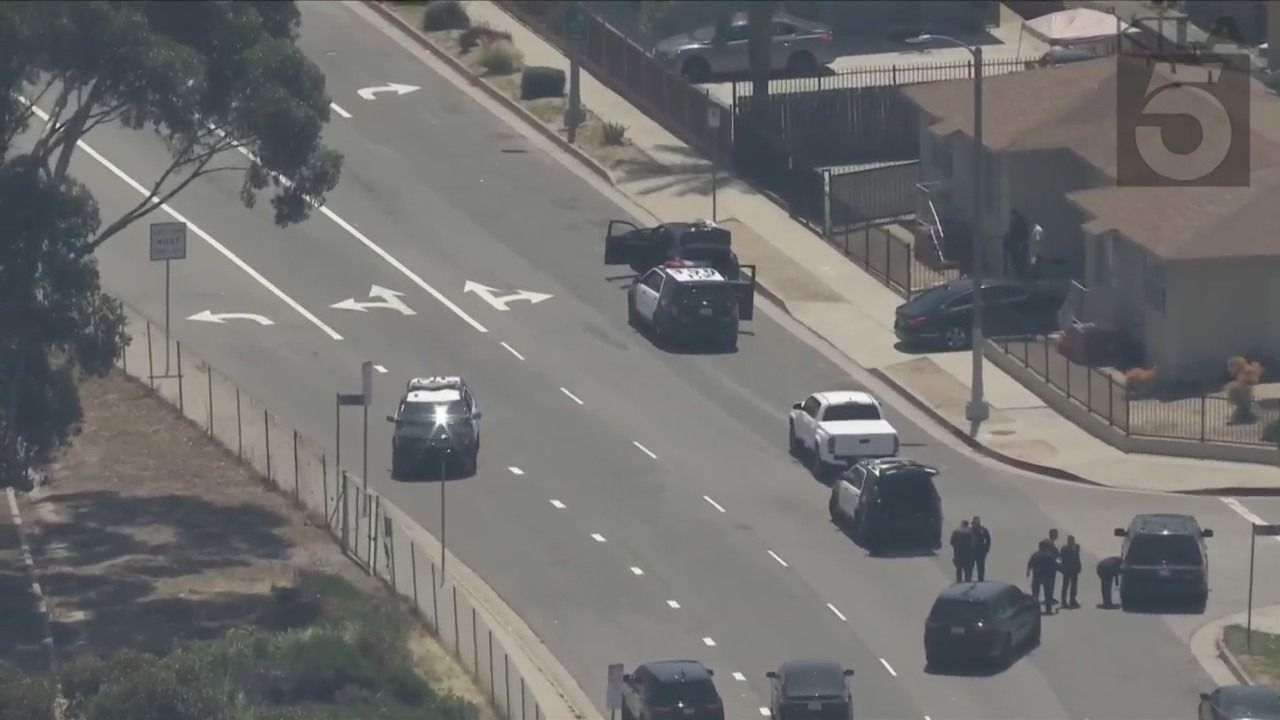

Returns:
626,259,756,351
386,376,482,478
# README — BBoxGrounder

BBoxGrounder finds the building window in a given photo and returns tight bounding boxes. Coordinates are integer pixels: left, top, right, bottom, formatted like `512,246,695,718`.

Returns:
1142,249,1166,312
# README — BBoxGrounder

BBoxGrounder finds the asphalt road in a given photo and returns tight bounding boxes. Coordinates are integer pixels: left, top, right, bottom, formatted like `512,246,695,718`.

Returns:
20,2,1280,717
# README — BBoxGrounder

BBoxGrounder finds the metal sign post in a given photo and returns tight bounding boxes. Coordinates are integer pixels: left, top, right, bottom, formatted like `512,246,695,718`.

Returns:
1248,523,1280,651
149,222,188,375
606,663,624,718
565,2,585,143
361,361,373,495
706,99,720,222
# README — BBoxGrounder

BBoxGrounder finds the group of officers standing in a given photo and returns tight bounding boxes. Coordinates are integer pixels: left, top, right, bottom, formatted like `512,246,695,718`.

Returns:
949,518,1125,612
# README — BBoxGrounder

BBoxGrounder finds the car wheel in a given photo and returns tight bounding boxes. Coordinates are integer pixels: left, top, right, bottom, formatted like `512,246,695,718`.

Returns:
627,295,639,327
786,51,818,76
809,447,827,479
828,495,842,524
1028,617,1042,647
943,325,970,350
1120,590,1133,612
681,57,711,83
924,650,940,672
998,634,1014,667
788,420,803,456
1194,591,1208,614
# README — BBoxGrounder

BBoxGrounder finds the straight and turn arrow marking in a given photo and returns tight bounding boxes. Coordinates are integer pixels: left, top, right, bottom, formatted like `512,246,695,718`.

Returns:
188,310,274,326
463,281,554,311
331,285,417,315
356,82,420,101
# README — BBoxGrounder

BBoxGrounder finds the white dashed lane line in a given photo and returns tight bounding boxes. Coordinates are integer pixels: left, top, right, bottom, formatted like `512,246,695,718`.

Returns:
767,550,789,567
500,341,525,361
508,466,524,476
632,441,658,459
827,603,847,621
732,672,746,682
549,499,567,509
759,708,772,717
703,495,726,513
373,364,388,373
879,658,898,677
560,387,585,405
329,102,353,118
629,566,645,576
666,600,681,608
702,637,717,647
591,533,607,543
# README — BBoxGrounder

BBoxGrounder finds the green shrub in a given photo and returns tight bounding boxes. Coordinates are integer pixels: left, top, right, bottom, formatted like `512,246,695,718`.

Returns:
602,120,629,145
422,0,470,31
85,657,230,720
459,23,512,52
0,664,56,720
277,631,377,703
479,39,522,75
521,66,566,99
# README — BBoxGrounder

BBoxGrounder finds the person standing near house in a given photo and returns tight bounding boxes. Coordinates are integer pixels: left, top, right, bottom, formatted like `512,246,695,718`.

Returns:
971,516,992,582
1059,534,1082,608
950,520,975,583
1004,209,1029,278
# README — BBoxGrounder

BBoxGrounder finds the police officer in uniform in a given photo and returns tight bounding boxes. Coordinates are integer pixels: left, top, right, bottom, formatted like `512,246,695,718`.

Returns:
950,520,975,583
1097,555,1122,608
1059,535,1082,609
1027,540,1059,614
971,516,992,582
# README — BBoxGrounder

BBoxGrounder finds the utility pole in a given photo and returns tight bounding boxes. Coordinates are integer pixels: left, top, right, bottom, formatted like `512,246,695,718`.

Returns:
565,2,585,144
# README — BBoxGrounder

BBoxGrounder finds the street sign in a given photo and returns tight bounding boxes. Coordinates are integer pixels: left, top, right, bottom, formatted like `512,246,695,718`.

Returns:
606,663,624,712
149,222,188,261
361,361,374,406
566,2,585,43
1255,524,1280,536
337,393,365,406
707,105,720,130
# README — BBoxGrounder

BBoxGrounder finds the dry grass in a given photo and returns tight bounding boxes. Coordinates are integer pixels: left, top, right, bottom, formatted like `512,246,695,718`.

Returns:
23,371,494,719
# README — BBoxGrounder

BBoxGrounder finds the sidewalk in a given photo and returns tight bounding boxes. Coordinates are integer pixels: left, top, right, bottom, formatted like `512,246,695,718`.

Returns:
439,2,1280,494
1193,604,1280,688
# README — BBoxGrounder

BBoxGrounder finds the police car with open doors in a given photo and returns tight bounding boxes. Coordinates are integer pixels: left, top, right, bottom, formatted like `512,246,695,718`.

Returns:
627,260,756,351
605,219,743,279
386,376,481,478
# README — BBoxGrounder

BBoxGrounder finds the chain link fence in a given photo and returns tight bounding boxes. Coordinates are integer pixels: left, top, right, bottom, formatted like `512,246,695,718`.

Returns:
116,303,546,720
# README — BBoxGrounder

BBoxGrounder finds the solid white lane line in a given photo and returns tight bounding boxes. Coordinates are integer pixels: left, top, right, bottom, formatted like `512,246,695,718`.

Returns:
373,364,388,373
768,550,789,568
633,441,657,459
703,495,726,513
591,533,607,543
827,603,847,621
629,566,645,576
732,672,746,682
560,387,585,405
329,102,353,118
214,126,489,334
500,341,525,360
549,499,567,509
508,466,524,476
702,637,716,647
22,102,345,341
879,658,897,677
759,708,772,717
666,600,681,609
1223,497,1271,528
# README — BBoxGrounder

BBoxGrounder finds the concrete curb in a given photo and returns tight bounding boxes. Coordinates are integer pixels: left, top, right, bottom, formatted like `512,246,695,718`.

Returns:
363,0,615,186
1217,626,1257,685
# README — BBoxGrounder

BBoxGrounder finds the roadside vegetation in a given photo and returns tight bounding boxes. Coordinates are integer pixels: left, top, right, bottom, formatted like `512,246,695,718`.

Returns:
1223,625,1280,690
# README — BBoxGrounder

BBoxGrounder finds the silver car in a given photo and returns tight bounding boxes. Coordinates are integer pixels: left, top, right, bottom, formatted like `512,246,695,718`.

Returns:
653,11,836,83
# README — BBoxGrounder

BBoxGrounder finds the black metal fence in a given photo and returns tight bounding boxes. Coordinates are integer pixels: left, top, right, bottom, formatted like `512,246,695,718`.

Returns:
732,56,1040,96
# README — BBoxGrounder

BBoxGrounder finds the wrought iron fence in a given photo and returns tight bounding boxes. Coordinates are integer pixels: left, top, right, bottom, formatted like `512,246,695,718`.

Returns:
732,56,1040,96
116,304,552,719
824,219,961,299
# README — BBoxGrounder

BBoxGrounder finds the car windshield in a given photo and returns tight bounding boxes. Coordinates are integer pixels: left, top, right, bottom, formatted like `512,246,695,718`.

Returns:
400,400,465,423
900,282,965,314
823,403,881,421
928,598,989,624
650,679,718,705
1126,534,1201,565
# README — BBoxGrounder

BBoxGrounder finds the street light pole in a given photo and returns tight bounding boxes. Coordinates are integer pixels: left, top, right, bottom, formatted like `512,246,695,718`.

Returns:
908,33,989,424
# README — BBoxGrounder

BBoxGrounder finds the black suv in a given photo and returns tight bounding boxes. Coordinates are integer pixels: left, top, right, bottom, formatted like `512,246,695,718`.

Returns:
1115,513,1214,611
766,659,854,720
620,660,724,720
923,581,1041,670
829,458,942,553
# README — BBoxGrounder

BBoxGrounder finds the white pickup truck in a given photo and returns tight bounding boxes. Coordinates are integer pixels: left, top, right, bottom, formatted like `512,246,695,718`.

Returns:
788,391,900,478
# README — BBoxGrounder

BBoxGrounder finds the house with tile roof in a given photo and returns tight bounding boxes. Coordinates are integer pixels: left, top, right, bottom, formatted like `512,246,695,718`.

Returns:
903,55,1280,381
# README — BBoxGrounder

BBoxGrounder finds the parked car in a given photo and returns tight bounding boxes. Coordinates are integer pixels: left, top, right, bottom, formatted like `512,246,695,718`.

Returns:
923,581,1041,671
620,660,724,720
788,391,899,479
1115,513,1213,612
829,458,942,554
1199,685,1280,720
893,278,1069,351
605,219,744,280
653,11,836,83
765,659,855,720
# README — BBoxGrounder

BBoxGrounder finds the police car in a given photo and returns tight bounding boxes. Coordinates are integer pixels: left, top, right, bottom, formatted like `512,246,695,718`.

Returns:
604,218,743,279
626,260,756,351
385,376,481,477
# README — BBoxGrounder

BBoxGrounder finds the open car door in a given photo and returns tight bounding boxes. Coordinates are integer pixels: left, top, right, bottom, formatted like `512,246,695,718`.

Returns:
731,264,756,321
604,220,643,265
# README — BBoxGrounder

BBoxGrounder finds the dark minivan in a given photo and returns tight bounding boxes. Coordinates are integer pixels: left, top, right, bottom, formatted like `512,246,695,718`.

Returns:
1115,513,1213,611
894,278,1067,350
829,458,942,553
924,582,1041,670
766,659,855,720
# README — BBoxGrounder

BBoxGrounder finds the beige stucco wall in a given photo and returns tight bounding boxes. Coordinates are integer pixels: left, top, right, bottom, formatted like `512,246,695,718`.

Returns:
1005,152,1108,282
918,126,1010,274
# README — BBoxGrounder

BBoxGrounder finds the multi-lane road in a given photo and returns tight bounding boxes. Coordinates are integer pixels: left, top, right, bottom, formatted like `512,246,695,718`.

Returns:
22,2,1280,718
